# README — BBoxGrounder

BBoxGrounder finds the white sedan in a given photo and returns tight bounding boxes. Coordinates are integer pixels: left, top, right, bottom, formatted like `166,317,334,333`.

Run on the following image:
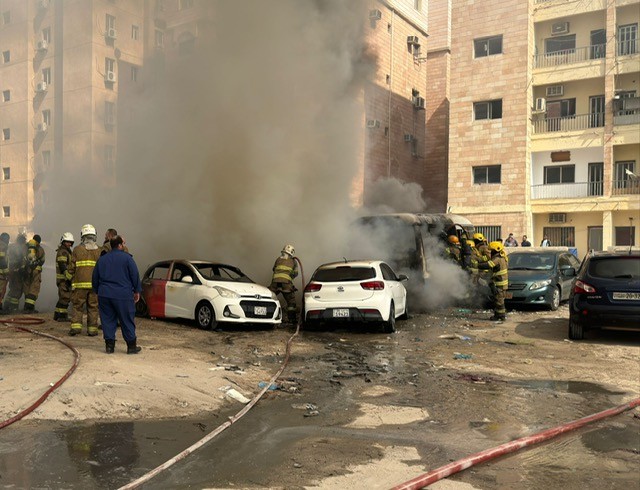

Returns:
303,260,408,332
139,260,281,329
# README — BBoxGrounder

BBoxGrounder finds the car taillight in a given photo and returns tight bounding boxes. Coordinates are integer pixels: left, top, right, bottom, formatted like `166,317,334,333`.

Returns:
304,283,322,293
360,281,385,290
574,280,596,294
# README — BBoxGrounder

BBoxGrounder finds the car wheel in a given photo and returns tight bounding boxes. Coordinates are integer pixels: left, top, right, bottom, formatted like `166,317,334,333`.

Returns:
382,302,396,333
195,301,216,330
399,301,409,320
135,297,149,318
549,287,560,311
568,315,584,340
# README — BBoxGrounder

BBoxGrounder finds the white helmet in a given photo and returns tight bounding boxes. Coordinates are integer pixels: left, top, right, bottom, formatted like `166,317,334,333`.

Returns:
60,232,74,243
80,224,96,238
282,244,295,256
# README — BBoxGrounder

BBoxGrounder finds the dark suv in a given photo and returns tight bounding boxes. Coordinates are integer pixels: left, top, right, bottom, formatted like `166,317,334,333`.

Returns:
568,250,640,340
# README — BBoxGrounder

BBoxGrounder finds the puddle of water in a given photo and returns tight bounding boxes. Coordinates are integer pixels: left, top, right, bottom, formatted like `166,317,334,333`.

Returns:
509,379,626,396
582,425,640,453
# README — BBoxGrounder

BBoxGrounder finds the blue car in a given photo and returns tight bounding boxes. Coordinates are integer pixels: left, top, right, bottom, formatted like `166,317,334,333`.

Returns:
505,249,581,311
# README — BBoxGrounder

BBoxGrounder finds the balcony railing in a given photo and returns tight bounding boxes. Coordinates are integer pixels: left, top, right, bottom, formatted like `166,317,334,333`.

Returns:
531,182,603,199
618,38,638,56
533,112,604,134
534,44,606,68
614,110,640,125
612,179,640,196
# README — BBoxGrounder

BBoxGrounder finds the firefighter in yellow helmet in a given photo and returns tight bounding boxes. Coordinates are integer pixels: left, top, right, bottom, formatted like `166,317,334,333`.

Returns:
467,239,480,278
54,232,74,321
23,235,45,313
0,233,9,311
67,224,102,336
268,244,298,323
478,241,509,321
4,232,28,313
444,235,461,264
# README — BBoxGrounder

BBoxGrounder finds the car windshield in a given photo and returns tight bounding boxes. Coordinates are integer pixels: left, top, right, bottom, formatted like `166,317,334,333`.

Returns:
508,253,556,271
314,266,376,282
194,263,253,283
589,257,640,279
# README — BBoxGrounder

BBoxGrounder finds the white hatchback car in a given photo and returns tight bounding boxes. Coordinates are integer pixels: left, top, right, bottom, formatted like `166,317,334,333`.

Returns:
303,260,408,332
139,260,281,330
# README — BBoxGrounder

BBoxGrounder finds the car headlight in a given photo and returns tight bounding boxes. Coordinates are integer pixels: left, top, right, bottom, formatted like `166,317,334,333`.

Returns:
213,286,240,298
529,279,552,291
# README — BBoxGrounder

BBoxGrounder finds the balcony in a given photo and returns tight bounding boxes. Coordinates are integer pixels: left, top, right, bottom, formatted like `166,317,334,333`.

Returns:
531,182,603,200
533,113,604,134
533,0,606,22
533,44,606,69
612,179,640,196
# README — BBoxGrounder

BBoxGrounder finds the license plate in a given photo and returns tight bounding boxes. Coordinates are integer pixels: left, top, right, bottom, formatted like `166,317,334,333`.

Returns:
333,309,350,318
612,292,640,300
254,306,268,316
505,292,513,299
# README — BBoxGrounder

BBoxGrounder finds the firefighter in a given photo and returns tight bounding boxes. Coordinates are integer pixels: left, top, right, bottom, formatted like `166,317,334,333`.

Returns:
467,239,480,278
444,235,461,264
54,232,75,321
0,233,9,310
4,232,27,313
23,235,45,312
478,241,509,321
68,224,101,336
268,244,298,323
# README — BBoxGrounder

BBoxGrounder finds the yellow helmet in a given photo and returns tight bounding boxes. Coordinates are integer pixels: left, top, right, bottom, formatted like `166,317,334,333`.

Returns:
489,241,504,254
448,235,459,244
466,240,476,247
473,232,485,242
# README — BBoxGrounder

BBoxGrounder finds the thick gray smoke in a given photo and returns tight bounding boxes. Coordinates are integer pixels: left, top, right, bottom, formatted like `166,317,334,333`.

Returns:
33,1,374,309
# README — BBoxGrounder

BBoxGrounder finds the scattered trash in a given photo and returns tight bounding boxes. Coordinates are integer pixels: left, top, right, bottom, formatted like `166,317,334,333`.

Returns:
0,377,3,381
438,334,471,341
258,381,278,390
292,403,318,411
224,388,251,404
303,410,320,417
523,359,533,365
219,364,243,372
456,373,489,384
176,374,189,378
293,462,303,468
457,308,472,314
453,352,473,360
413,337,423,342
193,422,207,432
208,366,225,371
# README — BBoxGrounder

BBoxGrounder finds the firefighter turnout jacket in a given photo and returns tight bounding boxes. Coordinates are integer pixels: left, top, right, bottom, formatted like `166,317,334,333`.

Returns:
56,245,73,284
68,244,101,290
271,256,298,284
26,240,45,273
0,240,8,278
479,254,509,290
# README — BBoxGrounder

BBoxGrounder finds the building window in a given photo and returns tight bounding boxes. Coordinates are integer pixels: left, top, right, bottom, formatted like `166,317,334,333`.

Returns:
106,14,116,31
42,150,51,169
179,0,194,9
42,27,51,43
613,160,637,191
42,109,51,125
129,65,138,82
2,51,10,63
544,165,575,184
474,100,502,120
474,35,502,57
155,30,164,48
475,226,502,243
545,34,575,54
2,168,9,180
473,165,501,184
105,101,115,126
42,67,51,84
2,206,9,218
2,128,9,141
618,23,638,56
2,90,9,102
2,11,10,24
543,227,575,247
615,227,636,246
131,24,139,40
104,145,115,174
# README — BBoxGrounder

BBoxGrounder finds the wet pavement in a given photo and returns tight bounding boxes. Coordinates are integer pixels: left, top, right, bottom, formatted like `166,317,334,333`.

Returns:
1,312,639,489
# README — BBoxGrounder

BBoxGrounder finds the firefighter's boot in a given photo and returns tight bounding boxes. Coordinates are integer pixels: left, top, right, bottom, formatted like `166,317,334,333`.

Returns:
53,311,60,321
126,340,141,354
105,339,116,354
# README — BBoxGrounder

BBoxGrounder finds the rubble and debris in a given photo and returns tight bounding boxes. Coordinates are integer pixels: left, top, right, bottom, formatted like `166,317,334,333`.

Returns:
258,381,278,390
453,352,473,360
224,388,251,404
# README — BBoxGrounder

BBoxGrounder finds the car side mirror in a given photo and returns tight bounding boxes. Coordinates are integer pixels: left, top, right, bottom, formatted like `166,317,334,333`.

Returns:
181,276,193,283
398,274,409,282
562,267,576,277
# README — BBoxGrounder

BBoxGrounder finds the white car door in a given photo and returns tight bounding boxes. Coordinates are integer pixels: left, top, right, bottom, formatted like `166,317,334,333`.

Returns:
165,263,198,318
380,263,405,317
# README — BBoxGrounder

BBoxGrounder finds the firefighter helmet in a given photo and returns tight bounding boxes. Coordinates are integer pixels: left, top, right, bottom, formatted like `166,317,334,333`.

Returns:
473,232,486,242
61,232,75,244
489,241,504,254
447,235,459,244
282,244,295,256
466,239,476,247
0,233,8,243
80,224,96,238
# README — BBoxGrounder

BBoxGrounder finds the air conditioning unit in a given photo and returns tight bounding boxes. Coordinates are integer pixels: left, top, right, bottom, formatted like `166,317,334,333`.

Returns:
38,0,50,9
36,81,47,93
534,97,547,113
37,122,48,133
105,71,116,83
369,9,382,21
106,28,117,40
413,96,426,110
366,119,380,128
551,22,569,36
549,213,566,224
36,40,49,52
404,134,414,143
407,36,420,46
546,85,564,97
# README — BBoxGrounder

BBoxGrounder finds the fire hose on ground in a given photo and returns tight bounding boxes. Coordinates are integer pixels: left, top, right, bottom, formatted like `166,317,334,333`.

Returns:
0,316,81,430
118,256,306,490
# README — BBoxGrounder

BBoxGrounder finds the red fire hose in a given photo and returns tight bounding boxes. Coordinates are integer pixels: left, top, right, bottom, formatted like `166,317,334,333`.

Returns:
0,316,81,430
391,397,640,490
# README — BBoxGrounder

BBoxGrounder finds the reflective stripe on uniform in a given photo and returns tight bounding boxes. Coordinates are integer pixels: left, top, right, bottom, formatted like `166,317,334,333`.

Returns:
72,282,93,289
76,260,97,267
57,256,68,262
56,273,66,280
494,269,508,287
70,323,82,331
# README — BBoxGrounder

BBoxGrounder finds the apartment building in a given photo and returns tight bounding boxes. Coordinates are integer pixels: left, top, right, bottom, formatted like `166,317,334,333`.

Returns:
444,0,640,255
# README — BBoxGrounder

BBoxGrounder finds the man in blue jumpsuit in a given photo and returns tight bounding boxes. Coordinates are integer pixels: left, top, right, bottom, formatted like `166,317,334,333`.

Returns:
92,235,143,354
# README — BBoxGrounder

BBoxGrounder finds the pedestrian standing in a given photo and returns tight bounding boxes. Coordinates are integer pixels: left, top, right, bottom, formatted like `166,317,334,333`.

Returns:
23,235,45,312
4,233,27,313
521,235,532,247
540,235,551,247
268,244,298,323
92,235,142,354
68,224,101,336
0,233,10,311
54,232,74,321
504,233,519,247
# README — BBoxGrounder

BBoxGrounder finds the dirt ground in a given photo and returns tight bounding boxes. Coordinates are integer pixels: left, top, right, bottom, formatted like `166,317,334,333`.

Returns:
1,306,639,489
